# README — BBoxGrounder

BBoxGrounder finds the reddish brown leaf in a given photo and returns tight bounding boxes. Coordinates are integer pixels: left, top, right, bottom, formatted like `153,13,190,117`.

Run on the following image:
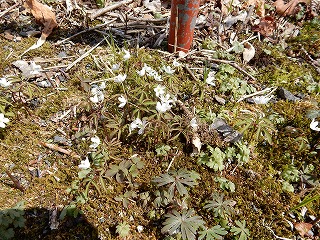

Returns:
24,0,57,38
252,16,276,36
294,222,313,237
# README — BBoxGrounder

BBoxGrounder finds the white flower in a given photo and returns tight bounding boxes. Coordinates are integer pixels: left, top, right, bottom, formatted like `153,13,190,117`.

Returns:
137,68,146,76
310,118,320,131
156,101,171,113
0,113,9,128
143,64,153,73
172,59,181,67
162,65,175,74
154,85,166,97
159,93,173,104
0,77,12,87
156,92,175,113
205,71,216,86
190,117,198,130
137,225,144,233
114,74,127,83
252,95,274,104
118,95,127,108
153,74,162,82
90,85,105,103
112,64,120,71
123,49,131,60
90,91,104,103
78,157,90,169
89,136,101,149
129,118,147,134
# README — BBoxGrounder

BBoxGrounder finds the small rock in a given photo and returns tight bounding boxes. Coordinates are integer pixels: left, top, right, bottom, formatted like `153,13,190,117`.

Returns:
53,135,71,146
277,88,300,101
210,118,242,143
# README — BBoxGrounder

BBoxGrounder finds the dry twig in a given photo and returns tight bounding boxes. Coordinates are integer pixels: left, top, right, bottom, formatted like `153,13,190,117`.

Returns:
90,0,134,20
39,141,80,159
5,171,25,192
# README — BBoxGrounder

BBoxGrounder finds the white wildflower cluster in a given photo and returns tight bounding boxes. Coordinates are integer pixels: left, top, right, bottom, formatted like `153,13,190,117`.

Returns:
90,83,105,103
129,118,147,134
137,63,162,81
154,85,176,113
0,77,12,87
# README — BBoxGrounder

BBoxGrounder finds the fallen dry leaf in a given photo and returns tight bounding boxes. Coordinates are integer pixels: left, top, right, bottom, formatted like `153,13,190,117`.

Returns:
243,42,255,63
294,222,313,237
24,0,58,39
252,16,276,37
274,0,311,16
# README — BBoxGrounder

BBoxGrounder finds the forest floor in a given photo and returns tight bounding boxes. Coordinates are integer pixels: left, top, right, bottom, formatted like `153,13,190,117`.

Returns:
0,0,320,239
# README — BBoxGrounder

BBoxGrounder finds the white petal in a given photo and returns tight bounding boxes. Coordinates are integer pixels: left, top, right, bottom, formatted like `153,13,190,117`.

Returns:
114,74,127,83
78,157,90,169
154,85,166,97
118,95,127,108
190,118,198,130
123,49,130,60
310,119,320,131
0,78,12,87
192,136,202,152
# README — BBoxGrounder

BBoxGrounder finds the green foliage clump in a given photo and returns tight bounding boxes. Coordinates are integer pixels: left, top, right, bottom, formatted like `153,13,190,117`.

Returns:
0,201,26,240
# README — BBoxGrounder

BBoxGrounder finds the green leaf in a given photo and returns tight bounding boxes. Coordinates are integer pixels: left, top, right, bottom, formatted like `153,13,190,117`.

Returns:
198,225,228,240
161,209,205,240
153,169,199,199
78,169,91,179
116,221,130,238
230,220,250,240
215,177,235,192
204,192,236,218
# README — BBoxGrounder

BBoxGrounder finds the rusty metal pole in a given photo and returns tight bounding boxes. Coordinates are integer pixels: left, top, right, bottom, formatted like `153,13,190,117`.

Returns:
168,0,201,53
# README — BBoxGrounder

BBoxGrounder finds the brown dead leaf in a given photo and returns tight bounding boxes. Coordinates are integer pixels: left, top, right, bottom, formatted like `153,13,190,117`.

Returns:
294,222,313,237
24,0,57,39
274,0,311,16
243,0,265,17
252,16,276,36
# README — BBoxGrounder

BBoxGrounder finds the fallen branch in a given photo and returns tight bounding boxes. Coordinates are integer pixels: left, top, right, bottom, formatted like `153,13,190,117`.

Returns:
39,141,80,159
90,0,134,20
